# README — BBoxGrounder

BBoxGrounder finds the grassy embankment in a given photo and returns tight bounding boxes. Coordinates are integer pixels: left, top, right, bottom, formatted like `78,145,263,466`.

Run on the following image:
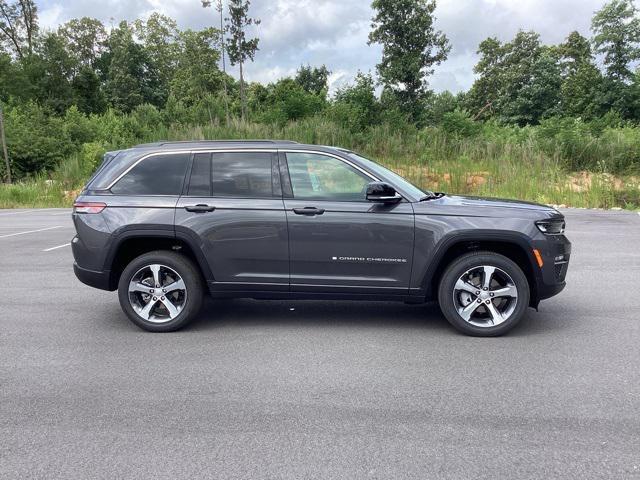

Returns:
1,118,639,209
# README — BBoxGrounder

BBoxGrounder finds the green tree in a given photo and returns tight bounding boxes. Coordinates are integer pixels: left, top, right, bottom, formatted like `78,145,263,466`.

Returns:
104,21,159,112
169,28,223,106
557,31,592,75
225,0,260,121
202,0,231,122
592,0,640,82
331,72,380,129
368,0,450,123
58,17,107,68
258,78,325,124
464,37,502,119
133,13,180,106
0,0,37,59
27,32,77,113
557,32,603,119
424,90,460,125
466,31,562,125
295,65,330,95
72,65,106,114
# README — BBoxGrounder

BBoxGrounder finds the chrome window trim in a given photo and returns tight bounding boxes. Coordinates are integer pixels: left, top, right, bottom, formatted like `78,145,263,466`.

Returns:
281,149,380,182
105,148,381,192
106,149,278,190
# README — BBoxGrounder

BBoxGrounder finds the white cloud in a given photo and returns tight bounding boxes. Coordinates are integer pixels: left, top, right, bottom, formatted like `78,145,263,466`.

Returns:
36,0,611,93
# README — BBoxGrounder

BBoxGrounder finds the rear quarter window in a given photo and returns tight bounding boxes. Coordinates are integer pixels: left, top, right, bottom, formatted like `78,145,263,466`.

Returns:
110,153,190,196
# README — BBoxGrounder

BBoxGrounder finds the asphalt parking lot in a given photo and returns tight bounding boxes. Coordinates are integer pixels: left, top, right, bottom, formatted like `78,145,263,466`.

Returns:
1,208,639,479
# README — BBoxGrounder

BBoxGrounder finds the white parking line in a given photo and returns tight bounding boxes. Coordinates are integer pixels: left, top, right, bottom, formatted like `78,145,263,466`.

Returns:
0,225,62,239
0,208,60,216
43,242,71,252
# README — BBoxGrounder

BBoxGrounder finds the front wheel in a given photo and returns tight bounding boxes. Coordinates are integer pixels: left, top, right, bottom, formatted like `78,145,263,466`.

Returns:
117,251,204,332
437,251,530,336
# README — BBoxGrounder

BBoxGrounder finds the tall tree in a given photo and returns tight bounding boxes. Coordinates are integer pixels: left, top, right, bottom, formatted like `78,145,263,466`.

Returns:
466,31,562,125
32,32,77,113
0,0,38,59
368,0,450,123
104,21,155,112
133,13,180,106
202,0,230,123
557,31,593,76
591,0,640,83
58,17,107,68
225,0,260,121
169,28,223,106
557,32,603,119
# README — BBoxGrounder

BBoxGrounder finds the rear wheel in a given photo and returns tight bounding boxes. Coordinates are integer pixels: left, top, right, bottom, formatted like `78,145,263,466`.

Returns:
118,251,203,332
437,251,529,336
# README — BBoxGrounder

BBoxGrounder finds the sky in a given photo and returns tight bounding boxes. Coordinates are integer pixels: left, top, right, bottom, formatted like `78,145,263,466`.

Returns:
37,0,619,94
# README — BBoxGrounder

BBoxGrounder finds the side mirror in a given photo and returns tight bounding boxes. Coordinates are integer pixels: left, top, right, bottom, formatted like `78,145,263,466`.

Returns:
366,182,401,203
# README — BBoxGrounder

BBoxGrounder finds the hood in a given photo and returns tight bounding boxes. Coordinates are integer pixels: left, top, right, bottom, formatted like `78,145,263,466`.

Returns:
444,194,558,212
413,194,561,219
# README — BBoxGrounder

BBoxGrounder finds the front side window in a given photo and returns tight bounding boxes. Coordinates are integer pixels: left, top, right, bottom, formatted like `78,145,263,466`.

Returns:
110,153,190,195
211,152,274,198
285,152,371,201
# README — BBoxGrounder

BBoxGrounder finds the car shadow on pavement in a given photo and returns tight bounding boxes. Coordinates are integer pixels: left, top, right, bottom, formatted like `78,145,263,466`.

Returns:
187,298,451,332
100,298,568,336
185,298,567,336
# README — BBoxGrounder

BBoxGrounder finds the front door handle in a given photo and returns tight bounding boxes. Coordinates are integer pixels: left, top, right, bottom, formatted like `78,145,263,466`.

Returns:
185,204,216,213
292,207,325,216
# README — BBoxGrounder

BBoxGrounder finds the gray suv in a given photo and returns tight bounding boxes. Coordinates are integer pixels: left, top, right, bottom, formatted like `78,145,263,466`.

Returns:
72,140,570,336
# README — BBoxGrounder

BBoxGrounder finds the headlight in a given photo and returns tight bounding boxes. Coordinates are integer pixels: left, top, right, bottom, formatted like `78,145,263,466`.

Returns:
536,219,565,235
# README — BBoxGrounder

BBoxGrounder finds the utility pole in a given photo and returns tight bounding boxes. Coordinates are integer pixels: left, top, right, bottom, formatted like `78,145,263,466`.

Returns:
0,104,11,184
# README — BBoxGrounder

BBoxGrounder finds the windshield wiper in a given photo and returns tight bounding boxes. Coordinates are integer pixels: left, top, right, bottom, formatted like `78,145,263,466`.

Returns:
419,192,445,202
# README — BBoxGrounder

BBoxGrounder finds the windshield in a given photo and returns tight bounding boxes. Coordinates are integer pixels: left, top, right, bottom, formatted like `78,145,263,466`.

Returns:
346,152,431,199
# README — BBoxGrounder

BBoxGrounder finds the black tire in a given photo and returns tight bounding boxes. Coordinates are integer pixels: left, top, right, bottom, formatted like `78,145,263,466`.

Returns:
117,250,204,332
437,251,530,337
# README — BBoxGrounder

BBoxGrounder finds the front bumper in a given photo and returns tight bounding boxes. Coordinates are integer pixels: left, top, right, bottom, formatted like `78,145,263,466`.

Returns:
534,234,571,302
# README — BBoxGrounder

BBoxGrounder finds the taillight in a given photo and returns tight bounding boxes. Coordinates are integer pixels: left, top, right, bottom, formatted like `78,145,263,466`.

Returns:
73,202,106,214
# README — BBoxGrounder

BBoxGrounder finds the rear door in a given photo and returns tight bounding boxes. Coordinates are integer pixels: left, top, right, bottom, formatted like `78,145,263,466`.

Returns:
280,151,415,295
175,150,289,292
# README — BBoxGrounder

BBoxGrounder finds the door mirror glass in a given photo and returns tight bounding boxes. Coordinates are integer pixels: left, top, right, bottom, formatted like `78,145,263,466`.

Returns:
366,182,401,203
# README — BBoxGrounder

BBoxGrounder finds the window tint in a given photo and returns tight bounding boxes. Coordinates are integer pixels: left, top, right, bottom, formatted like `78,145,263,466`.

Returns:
212,152,273,198
187,153,211,196
111,153,189,195
286,152,371,201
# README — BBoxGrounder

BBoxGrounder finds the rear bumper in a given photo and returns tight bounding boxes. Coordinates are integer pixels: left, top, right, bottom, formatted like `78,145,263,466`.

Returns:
73,262,113,291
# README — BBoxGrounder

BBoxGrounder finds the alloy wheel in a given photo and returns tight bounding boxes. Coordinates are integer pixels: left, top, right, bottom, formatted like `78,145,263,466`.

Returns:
452,265,518,327
128,264,187,323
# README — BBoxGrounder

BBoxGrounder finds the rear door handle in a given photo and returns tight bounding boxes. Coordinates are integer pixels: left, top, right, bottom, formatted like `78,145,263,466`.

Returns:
185,204,216,213
292,207,325,216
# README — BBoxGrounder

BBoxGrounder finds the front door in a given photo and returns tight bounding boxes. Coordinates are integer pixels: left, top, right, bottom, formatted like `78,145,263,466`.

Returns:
281,151,415,295
175,150,289,292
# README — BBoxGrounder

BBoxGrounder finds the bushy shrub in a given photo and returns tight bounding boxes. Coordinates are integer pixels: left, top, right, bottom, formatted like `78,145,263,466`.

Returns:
4,101,76,177
441,110,482,138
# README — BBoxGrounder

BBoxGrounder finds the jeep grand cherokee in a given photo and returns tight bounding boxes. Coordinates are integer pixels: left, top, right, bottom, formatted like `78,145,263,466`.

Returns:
72,140,570,336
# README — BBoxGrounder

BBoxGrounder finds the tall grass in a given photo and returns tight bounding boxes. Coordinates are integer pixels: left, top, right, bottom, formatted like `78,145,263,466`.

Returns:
1,117,639,209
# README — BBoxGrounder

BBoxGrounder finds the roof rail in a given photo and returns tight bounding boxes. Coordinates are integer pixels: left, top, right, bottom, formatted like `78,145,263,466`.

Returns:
134,139,299,148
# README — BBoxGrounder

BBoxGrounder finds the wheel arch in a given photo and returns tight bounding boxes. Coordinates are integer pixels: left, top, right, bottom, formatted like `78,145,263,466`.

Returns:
106,230,213,290
423,231,541,307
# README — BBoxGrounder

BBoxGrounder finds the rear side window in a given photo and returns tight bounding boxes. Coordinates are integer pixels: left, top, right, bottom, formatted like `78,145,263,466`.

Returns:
111,153,189,195
211,152,274,198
